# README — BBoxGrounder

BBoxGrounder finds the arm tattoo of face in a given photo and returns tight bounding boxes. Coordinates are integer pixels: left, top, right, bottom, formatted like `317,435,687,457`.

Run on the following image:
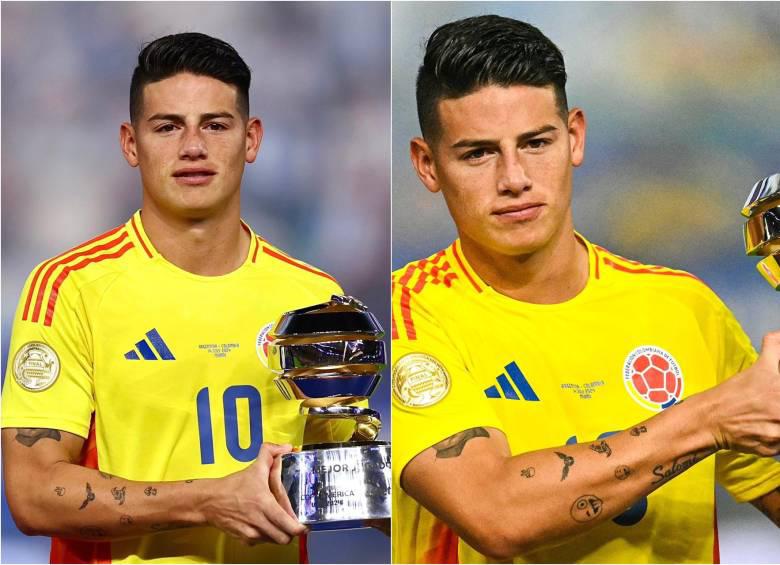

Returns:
571,495,603,522
630,426,647,437
144,486,158,496
79,483,95,510
111,486,126,505
590,440,612,457
520,467,535,478
432,428,489,459
15,428,61,447
555,452,575,481
614,465,632,480
54,487,66,496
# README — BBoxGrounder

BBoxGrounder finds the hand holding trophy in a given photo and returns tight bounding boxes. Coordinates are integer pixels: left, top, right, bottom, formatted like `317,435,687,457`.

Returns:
266,295,391,530
743,173,780,289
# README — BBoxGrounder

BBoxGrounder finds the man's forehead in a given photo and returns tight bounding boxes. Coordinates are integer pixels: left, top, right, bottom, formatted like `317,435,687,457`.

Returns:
140,72,239,114
436,84,560,140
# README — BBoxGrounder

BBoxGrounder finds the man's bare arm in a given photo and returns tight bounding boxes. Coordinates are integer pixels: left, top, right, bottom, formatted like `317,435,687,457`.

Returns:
752,487,780,528
402,332,780,560
2,428,305,544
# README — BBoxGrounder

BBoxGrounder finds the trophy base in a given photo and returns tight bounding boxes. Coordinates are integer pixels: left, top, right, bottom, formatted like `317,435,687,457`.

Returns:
281,441,391,529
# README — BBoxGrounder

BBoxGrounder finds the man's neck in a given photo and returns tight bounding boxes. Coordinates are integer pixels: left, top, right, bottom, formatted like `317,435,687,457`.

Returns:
140,203,250,277
460,225,590,305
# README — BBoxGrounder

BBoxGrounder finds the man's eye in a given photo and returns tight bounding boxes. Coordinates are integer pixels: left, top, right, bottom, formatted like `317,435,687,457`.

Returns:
156,124,177,133
205,122,227,131
527,138,550,149
463,148,489,160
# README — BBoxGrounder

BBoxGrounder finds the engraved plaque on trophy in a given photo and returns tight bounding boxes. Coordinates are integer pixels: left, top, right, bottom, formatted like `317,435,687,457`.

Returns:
267,295,390,529
742,173,780,289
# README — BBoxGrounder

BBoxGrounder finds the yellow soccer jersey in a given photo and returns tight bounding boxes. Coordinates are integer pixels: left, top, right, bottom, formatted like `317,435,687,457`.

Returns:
391,236,780,564
2,211,342,564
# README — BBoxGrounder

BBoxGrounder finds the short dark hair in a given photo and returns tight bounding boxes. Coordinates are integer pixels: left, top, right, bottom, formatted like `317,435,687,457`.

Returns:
416,15,568,141
129,32,251,123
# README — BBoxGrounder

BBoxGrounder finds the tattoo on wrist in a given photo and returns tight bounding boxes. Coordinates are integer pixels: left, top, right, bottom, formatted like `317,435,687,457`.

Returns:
144,486,158,496
79,483,95,510
629,426,647,437
555,452,575,481
15,428,61,447
571,494,603,522
54,487,66,496
520,467,535,478
111,486,126,505
79,526,106,538
432,428,489,459
120,515,134,526
651,448,715,486
590,440,612,457
614,465,632,480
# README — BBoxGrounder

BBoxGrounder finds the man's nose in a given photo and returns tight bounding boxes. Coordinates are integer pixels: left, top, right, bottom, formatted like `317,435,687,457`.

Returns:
497,154,532,194
179,127,208,160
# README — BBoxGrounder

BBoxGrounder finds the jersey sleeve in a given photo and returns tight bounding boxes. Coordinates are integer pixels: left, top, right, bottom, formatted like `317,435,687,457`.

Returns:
1,266,95,438
391,284,502,476
711,294,780,502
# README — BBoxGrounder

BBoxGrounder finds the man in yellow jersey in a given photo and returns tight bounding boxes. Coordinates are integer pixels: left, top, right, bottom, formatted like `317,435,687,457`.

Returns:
1,33,344,563
392,15,780,564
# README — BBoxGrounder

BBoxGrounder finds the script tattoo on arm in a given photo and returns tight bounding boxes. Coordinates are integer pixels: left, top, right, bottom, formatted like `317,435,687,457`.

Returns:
650,448,716,486
555,452,575,481
432,428,489,459
15,428,61,447
590,440,612,457
79,483,96,510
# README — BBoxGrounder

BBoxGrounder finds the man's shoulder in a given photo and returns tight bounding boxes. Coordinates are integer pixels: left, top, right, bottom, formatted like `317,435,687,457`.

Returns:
252,235,341,293
19,223,138,324
392,245,466,304
593,242,725,310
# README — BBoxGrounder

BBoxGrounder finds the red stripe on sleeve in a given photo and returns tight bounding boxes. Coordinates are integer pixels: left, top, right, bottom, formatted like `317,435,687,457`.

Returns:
252,237,260,263
130,215,153,258
50,417,112,564
23,226,123,321
44,243,134,326
391,281,399,339
451,242,482,292
602,256,700,281
32,231,129,323
400,286,416,340
262,247,338,284
592,245,601,280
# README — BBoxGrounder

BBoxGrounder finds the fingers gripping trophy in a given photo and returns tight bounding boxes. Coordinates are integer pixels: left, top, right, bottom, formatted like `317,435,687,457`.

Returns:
265,295,391,530
743,173,780,289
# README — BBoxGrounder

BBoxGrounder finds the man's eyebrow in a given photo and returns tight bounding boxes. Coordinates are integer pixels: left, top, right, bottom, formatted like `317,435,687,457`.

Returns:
147,112,236,122
451,124,559,149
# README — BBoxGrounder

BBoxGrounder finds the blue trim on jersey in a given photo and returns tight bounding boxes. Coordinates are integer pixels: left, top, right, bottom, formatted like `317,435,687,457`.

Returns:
506,362,539,401
146,328,175,360
136,339,157,361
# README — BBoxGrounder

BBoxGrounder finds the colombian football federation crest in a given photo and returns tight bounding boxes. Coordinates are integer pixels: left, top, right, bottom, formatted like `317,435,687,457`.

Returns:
623,346,684,411
255,322,274,368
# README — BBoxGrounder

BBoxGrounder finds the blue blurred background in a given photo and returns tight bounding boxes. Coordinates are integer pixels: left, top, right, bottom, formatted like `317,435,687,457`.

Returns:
1,2,389,563
392,2,779,563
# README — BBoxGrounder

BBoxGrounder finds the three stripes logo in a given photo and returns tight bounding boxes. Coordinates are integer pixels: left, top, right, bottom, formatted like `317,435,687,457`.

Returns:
124,329,176,361
484,361,539,401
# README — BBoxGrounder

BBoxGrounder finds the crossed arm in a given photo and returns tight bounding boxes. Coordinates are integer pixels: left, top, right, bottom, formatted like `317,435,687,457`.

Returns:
2,428,306,544
401,333,780,560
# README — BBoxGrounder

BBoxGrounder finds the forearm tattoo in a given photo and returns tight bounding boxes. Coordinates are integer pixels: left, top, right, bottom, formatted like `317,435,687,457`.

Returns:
555,452,575,481
520,467,535,478
570,494,603,522
629,426,647,437
590,440,612,457
111,486,126,505
15,428,61,447
432,428,489,459
614,465,632,480
79,483,96,510
650,448,715,486
54,487,66,496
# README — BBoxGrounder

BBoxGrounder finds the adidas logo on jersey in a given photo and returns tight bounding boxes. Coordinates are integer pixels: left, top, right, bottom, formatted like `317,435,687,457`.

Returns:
484,361,539,401
124,329,176,361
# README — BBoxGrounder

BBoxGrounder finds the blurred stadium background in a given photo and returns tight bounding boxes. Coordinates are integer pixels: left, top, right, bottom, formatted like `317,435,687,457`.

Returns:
1,2,389,563
392,2,779,563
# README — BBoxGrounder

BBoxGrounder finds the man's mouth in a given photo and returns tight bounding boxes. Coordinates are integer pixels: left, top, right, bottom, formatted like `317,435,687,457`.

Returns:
172,168,216,185
492,202,545,221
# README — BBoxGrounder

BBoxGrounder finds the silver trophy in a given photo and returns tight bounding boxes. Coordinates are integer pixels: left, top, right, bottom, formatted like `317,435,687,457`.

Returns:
267,295,390,530
742,173,780,290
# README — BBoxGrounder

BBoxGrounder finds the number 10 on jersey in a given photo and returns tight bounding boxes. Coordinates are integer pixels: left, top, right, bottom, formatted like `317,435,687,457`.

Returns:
196,385,263,464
